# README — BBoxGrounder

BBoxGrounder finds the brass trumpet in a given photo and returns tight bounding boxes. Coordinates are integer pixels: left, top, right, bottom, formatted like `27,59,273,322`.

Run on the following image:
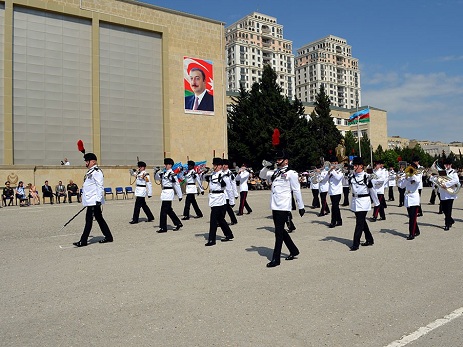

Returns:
428,160,461,195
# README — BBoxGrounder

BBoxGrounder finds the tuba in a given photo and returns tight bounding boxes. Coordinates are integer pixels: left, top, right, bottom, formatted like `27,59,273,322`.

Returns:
428,160,461,195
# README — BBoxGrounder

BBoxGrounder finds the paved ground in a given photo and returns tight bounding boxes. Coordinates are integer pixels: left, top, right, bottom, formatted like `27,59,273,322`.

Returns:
1,188,462,347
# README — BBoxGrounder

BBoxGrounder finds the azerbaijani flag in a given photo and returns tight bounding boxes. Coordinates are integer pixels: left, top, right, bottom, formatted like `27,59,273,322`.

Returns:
348,108,370,125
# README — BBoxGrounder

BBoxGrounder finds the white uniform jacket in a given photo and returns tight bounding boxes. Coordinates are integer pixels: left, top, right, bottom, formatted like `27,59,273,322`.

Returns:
206,170,227,207
260,166,304,211
397,174,420,207
222,169,238,204
416,165,424,189
349,171,371,212
371,168,386,194
82,165,105,207
388,170,397,187
310,175,320,190
236,169,250,192
155,169,182,201
132,170,152,198
184,169,204,195
320,169,343,196
318,170,329,193
342,173,350,188
439,169,459,200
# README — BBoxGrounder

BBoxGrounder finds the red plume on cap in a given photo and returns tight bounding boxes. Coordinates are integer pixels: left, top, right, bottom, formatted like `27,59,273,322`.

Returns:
77,140,85,154
272,128,280,147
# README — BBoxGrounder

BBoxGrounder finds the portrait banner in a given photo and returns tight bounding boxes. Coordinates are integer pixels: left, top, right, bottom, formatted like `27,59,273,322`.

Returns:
184,57,214,115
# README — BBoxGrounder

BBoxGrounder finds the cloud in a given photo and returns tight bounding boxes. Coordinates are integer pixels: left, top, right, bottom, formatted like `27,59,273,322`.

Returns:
362,72,463,142
437,55,463,62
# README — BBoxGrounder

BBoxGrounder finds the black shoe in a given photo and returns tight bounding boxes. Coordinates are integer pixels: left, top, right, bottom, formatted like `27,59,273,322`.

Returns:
221,236,234,242
266,260,280,268
361,241,374,246
229,221,237,225
318,213,325,217
328,223,336,228
99,238,113,244
73,241,87,247
438,212,443,214
181,216,190,220
129,220,138,224
398,204,403,207
173,224,183,231
194,215,203,219
247,211,252,214
205,241,216,246
237,213,243,216
370,217,377,222
349,246,359,251
377,217,386,221
444,226,450,231
406,236,415,240
428,202,435,205
417,213,423,217
336,221,343,226
146,219,154,222
285,252,299,261
156,229,167,233
415,231,421,237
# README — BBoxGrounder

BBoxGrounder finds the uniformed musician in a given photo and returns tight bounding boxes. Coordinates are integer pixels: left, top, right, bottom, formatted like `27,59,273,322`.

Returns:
412,156,424,217
397,163,421,240
349,157,374,251
259,150,305,267
130,161,154,224
320,157,343,228
236,162,253,215
309,165,321,209
222,159,238,225
341,163,351,206
204,158,235,246
370,160,387,221
318,167,330,217
387,166,396,201
73,153,113,247
155,158,183,233
182,160,204,220
440,158,459,230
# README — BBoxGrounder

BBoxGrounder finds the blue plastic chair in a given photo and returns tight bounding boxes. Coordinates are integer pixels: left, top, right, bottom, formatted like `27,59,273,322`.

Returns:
104,187,114,200
125,186,134,199
115,187,125,199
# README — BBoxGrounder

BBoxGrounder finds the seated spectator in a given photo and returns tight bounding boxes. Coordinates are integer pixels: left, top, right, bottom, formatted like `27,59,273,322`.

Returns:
28,183,40,205
67,180,80,203
3,181,14,206
42,180,54,204
55,180,67,203
16,181,28,207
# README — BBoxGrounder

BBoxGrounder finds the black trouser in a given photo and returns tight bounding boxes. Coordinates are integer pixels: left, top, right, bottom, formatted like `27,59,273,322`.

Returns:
159,201,181,231
407,205,420,237
398,187,405,206
319,191,330,215
3,196,13,206
311,189,320,208
417,189,422,215
352,211,373,249
330,194,342,225
286,212,296,231
429,189,437,204
441,199,455,227
373,194,386,219
43,192,54,204
183,193,203,218
132,196,154,222
238,191,252,214
388,186,395,201
208,205,233,242
342,187,350,206
225,199,237,224
271,210,299,264
68,192,80,203
80,205,112,243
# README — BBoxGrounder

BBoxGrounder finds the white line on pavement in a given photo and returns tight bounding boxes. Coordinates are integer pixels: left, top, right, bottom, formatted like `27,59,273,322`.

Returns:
385,307,463,347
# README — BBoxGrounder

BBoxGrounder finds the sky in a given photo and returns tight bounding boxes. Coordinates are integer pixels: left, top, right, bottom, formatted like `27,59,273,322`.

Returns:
142,0,463,144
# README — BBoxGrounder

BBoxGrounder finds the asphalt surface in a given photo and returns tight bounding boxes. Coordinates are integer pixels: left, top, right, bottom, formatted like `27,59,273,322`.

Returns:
1,187,462,346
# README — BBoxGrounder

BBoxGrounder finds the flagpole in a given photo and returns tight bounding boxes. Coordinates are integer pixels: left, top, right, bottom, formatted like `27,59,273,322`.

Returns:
356,101,361,157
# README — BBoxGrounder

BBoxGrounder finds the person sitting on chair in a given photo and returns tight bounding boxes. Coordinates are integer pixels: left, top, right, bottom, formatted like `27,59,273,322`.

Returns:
42,180,54,204
55,180,67,203
2,181,14,206
67,180,80,203
16,181,28,207
28,183,40,205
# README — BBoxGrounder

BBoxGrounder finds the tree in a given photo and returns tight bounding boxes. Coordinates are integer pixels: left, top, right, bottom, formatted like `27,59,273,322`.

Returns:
307,85,342,164
344,131,358,158
227,65,311,171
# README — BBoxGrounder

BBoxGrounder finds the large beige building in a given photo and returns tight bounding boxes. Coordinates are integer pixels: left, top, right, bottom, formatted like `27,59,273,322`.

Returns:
295,35,361,109
225,12,295,99
0,0,227,188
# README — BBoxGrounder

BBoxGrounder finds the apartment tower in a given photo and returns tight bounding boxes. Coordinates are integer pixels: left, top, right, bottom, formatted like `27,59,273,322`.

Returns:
225,12,295,98
295,35,360,108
